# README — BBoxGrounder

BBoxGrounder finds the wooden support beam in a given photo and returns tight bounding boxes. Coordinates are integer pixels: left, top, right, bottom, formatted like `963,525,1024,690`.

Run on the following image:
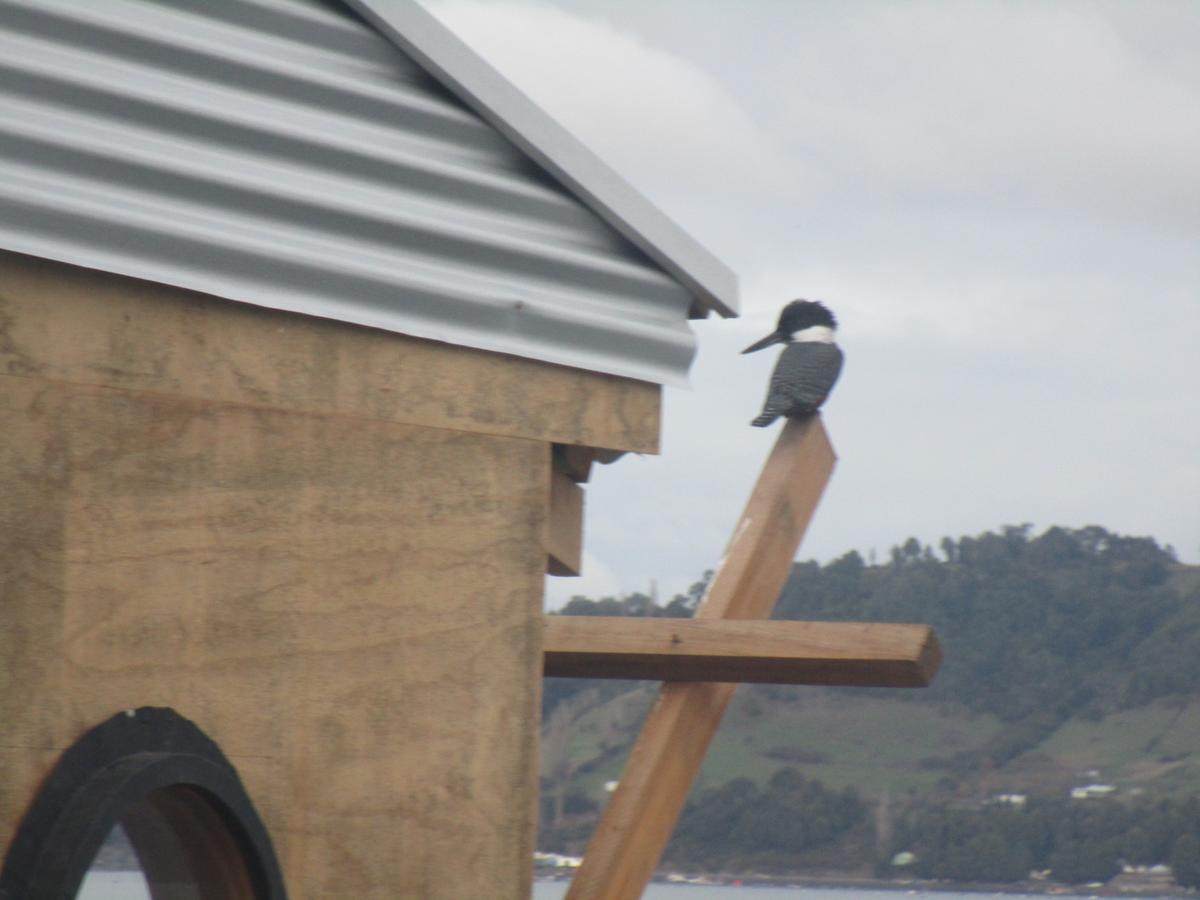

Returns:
547,466,584,576
554,444,596,483
565,415,839,900
543,617,941,687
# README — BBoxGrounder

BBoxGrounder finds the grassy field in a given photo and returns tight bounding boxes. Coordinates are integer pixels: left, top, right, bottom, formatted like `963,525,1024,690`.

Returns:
554,686,1200,808
699,688,1005,796
1034,697,1200,789
559,685,1009,802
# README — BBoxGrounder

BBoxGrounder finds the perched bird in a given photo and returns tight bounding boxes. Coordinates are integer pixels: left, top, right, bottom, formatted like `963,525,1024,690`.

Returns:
743,300,843,427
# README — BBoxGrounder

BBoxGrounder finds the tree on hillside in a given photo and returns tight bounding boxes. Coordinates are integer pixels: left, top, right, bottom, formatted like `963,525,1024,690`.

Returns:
1123,825,1154,867
772,525,1183,728
945,832,1030,882
540,525,1197,878
666,768,866,870
1171,833,1200,888
540,686,598,832
1048,838,1121,885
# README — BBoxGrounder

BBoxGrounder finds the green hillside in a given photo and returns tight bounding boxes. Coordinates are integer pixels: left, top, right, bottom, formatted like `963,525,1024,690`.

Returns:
540,525,1200,881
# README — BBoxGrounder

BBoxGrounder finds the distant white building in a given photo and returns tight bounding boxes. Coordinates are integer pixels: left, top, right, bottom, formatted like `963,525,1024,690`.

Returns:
1122,863,1171,875
534,852,582,869
989,793,1028,806
1071,784,1116,799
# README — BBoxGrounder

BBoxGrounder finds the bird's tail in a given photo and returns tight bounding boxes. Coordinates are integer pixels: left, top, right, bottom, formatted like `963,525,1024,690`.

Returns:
750,412,778,427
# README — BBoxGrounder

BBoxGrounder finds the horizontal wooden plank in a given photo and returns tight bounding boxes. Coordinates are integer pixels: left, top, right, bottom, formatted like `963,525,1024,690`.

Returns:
0,250,661,453
543,617,941,687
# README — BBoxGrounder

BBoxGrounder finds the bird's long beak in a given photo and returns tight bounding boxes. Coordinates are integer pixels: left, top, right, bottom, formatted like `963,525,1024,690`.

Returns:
741,330,787,354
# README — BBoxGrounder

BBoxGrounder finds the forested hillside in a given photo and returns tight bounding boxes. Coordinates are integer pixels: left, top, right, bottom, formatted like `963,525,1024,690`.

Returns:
541,525,1200,883
777,525,1191,718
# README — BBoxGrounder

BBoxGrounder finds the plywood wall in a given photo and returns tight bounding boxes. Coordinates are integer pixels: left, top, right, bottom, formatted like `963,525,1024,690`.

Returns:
0,250,660,898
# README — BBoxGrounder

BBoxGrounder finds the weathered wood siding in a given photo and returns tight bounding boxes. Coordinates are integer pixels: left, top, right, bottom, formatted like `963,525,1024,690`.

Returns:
0,249,659,898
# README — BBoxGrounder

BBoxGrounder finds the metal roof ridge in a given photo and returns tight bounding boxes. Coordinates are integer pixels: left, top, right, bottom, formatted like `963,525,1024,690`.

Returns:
342,0,739,319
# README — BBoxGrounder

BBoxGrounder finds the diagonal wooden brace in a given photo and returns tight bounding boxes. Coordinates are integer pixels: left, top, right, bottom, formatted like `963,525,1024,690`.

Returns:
564,415,840,900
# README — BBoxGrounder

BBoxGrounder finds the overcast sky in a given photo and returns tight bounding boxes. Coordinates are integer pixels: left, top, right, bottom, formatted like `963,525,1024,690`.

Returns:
421,0,1200,607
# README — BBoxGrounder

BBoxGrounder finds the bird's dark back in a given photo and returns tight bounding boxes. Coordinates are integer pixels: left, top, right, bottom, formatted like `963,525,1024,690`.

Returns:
769,341,844,411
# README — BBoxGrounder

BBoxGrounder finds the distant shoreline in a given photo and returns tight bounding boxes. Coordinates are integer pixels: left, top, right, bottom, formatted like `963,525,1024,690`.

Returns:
536,868,1189,897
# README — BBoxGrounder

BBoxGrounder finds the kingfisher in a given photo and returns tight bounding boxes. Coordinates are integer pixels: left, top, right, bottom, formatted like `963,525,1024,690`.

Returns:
743,300,843,427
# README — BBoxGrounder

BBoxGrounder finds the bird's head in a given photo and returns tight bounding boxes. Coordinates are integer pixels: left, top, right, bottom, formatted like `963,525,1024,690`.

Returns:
742,300,837,354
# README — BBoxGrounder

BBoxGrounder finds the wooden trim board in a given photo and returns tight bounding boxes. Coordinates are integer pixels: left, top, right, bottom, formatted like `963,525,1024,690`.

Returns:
547,466,584,576
0,250,661,453
543,617,941,687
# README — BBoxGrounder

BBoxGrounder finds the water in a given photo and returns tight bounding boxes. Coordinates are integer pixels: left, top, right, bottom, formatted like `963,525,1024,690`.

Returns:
76,870,150,900
534,884,1178,900
77,873,1182,899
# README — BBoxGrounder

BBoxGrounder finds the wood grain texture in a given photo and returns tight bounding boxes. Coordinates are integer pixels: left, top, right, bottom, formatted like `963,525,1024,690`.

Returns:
566,416,836,900
0,376,546,899
0,249,660,454
0,255,658,899
546,468,585,577
554,445,595,483
543,618,941,687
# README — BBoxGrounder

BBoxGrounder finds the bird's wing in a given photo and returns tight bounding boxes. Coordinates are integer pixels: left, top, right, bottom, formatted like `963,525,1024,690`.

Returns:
769,342,844,409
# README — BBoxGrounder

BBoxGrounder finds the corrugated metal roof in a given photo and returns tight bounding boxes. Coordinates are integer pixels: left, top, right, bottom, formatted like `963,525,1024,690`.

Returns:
0,0,738,387
348,0,737,321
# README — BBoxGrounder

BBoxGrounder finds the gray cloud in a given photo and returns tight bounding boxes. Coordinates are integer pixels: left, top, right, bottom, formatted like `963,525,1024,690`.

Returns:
422,1,1200,607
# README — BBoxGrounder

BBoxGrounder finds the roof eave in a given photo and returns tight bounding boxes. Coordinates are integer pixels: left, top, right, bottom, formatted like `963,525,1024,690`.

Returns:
344,0,739,319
